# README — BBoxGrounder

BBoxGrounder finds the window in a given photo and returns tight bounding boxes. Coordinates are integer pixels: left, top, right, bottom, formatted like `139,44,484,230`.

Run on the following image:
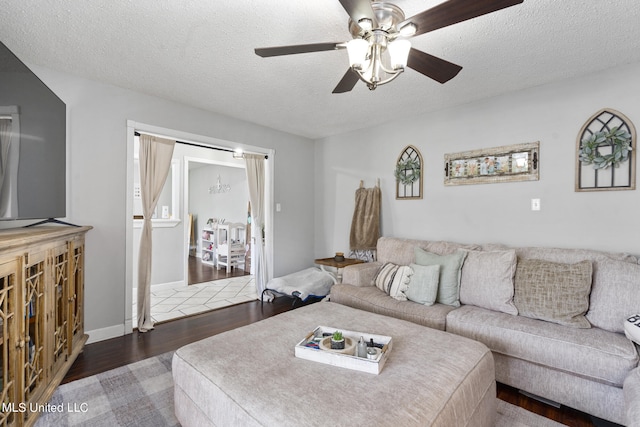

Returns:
133,135,181,227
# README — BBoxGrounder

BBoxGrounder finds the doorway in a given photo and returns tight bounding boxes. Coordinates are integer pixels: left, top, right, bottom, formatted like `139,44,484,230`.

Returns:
125,120,274,333
185,157,252,285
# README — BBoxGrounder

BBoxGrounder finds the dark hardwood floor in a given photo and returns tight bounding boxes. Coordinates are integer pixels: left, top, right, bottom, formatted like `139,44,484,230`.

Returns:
65,297,603,427
497,383,599,426
188,255,250,284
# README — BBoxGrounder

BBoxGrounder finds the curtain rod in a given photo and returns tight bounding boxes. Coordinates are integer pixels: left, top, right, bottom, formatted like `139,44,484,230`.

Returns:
134,131,268,159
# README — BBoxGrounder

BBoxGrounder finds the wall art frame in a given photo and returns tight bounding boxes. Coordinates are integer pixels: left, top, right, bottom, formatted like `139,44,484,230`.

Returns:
444,141,539,186
575,108,636,192
395,145,423,199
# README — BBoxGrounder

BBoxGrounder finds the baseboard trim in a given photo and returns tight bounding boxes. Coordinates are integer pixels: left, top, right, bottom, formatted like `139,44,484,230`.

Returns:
86,324,126,344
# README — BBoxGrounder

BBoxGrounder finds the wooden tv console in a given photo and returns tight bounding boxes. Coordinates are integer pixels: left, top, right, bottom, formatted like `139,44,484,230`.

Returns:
0,225,91,427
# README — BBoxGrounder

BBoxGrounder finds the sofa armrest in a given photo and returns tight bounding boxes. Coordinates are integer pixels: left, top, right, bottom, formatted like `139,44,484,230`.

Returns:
625,367,640,427
342,262,381,287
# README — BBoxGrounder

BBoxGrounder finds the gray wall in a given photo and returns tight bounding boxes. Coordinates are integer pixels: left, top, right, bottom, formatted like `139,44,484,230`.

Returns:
6,65,315,339
314,61,640,257
189,163,248,250
7,58,639,341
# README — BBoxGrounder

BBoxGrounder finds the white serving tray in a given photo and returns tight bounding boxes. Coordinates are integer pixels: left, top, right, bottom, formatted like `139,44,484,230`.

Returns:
294,325,392,375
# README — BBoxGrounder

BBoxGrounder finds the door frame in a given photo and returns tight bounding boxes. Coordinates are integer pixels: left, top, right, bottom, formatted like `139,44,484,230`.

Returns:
125,120,274,333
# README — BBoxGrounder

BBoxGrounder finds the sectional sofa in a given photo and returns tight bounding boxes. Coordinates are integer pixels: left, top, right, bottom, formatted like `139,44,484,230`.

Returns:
330,237,640,425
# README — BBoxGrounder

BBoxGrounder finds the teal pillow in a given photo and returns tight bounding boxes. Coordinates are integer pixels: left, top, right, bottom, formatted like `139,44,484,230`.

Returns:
414,248,468,307
403,264,440,305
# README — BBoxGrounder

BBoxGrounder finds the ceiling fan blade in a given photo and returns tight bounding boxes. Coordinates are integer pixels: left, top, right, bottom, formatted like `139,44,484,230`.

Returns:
332,69,360,93
338,0,378,28
400,0,524,37
255,43,344,57
407,48,462,84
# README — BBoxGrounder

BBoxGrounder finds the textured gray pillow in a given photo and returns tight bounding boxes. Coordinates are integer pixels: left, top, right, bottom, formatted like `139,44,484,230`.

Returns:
373,262,413,301
459,249,518,315
415,248,467,307
514,259,593,328
403,264,440,306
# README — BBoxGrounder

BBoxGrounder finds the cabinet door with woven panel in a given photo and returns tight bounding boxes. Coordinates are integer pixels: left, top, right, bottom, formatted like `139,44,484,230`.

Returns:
49,244,69,377
0,260,19,427
20,250,47,426
67,238,85,356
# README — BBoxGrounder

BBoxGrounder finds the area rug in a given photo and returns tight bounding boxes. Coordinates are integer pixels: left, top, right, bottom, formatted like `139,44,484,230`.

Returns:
36,352,564,427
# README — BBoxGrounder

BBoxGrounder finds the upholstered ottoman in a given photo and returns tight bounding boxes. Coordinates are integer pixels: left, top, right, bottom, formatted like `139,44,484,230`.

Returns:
173,302,495,427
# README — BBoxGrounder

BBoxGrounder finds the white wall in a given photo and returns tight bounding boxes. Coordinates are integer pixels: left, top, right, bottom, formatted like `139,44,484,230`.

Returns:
315,61,640,257
15,66,315,341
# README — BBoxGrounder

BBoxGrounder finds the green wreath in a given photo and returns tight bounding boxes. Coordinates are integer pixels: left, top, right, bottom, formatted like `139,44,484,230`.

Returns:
394,158,421,185
579,126,632,170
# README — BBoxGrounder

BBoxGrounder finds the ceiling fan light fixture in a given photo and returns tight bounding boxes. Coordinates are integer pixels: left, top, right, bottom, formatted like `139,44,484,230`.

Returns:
255,0,525,93
346,38,369,68
398,22,417,36
388,39,411,69
357,18,373,31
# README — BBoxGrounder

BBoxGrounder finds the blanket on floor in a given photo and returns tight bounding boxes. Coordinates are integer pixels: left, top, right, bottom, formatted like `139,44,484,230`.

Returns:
265,267,334,300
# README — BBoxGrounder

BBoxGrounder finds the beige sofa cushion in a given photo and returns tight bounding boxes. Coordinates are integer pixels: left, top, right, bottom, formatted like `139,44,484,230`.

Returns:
459,249,518,315
514,259,593,328
447,305,639,388
330,284,456,330
376,237,479,266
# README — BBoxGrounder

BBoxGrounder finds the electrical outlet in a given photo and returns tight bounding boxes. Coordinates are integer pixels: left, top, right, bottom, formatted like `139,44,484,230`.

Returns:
531,198,541,211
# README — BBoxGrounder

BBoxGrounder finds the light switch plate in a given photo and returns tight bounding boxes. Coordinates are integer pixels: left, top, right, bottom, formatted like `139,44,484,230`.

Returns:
531,198,541,211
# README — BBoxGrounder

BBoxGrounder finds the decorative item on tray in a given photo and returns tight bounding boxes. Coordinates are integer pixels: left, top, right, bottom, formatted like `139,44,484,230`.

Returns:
334,252,345,262
295,326,393,374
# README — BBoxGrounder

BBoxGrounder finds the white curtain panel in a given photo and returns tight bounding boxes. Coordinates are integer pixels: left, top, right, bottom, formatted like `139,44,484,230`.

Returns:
137,134,175,332
244,154,267,297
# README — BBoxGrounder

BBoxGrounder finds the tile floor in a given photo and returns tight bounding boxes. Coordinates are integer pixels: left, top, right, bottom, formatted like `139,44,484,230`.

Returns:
133,275,258,324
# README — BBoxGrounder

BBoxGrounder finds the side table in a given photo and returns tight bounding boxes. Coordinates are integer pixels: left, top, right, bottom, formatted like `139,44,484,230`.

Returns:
314,257,365,283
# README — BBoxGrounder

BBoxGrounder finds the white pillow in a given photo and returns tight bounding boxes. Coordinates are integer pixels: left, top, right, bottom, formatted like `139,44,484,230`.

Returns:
373,262,413,301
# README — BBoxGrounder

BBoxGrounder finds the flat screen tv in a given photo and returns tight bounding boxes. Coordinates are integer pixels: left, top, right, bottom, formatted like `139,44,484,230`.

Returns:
0,41,66,222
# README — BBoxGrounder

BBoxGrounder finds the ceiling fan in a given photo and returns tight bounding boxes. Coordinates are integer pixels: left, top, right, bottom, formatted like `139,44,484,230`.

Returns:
255,0,524,93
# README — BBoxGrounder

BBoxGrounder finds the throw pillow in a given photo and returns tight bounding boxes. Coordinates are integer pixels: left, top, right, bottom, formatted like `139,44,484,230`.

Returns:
414,248,467,307
373,262,413,301
403,264,440,305
514,259,593,328
586,259,640,333
459,249,518,315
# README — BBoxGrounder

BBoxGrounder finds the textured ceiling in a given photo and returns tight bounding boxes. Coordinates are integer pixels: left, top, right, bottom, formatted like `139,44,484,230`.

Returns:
1,1,639,139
